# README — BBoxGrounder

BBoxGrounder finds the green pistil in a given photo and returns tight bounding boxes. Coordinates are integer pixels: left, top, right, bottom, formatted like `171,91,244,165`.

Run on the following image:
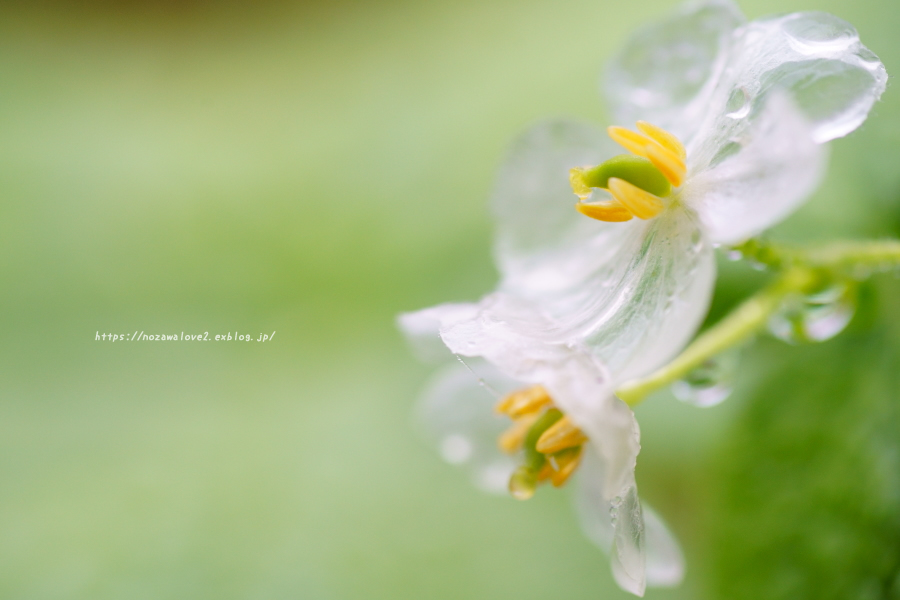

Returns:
581,154,672,197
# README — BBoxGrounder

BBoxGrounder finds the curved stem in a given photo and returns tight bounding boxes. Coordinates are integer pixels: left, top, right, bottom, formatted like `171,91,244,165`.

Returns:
614,239,900,408
801,240,900,270
615,267,818,407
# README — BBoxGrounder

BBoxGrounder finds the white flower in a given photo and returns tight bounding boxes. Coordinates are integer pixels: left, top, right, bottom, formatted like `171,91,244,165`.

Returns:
399,0,886,596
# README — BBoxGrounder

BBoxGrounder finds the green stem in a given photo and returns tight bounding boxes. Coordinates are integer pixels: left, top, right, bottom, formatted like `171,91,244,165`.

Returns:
614,267,819,407
614,239,900,408
801,240,900,270
736,238,900,271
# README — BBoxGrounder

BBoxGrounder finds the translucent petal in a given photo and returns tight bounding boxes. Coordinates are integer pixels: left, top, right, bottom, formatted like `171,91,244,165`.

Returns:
433,207,715,386
643,504,685,587
413,360,520,494
574,449,616,551
574,452,645,596
605,0,746,142
576,453,685,594
491,119,619,285
484,118,717,381
682,92,827,244
686,10,887,169
397,303,478,363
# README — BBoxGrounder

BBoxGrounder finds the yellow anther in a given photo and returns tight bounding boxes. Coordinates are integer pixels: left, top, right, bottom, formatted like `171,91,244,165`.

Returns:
575,199,634,223
548,447,583,488
607,177,665,220
535,415,588,454
497,412,541,454
495,385,552,418
607,126,654,158
569,167,593,201
636,121,687,161
536,460,554,483
645,143,687,188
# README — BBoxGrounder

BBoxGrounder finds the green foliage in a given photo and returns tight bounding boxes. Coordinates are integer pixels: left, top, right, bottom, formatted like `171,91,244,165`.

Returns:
712,277,900,600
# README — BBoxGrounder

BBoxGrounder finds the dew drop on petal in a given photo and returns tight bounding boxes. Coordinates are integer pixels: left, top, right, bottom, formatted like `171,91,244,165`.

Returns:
768,281,858,344
781,12,858,54
672,348,740,407
440,434,473,464
725,86,752,119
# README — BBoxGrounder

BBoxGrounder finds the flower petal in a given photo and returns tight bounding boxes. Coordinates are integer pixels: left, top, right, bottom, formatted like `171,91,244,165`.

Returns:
491,119,619,285
574,451,646,596
682,92,827,244
686,9,887,167
397,303,478,363
605,0,746,142
571,208,715,381
575,452,686,595
433,207,715,384
642,504,686,587
413,359,520,494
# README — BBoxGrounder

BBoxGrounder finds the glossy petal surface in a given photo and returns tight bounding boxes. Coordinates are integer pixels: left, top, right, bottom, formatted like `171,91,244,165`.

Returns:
686,9,887,171
488,121,716,378
683,93,826,244
413,360,519,494
606,0,745,141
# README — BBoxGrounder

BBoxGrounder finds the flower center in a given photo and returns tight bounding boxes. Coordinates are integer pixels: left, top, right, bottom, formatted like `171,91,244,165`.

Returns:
495,385,587,500
570,121,687,222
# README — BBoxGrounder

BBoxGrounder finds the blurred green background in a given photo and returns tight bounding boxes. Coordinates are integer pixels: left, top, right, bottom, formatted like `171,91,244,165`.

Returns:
1,0,899,598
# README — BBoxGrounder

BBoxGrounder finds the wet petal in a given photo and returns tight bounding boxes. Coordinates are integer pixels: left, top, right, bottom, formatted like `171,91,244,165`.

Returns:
611,486,646,597
433,206,715,382
397,303,479,363
643,504,685,587
687,10,886,169
491,119,619,286
571,208,715,380
574,452,646,596
605,0,746,142
682,92,827,244
413,360,520,494
576,452,685,595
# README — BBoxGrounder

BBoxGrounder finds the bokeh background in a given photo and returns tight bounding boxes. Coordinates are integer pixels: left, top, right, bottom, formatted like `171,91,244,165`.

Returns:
1,0,899,598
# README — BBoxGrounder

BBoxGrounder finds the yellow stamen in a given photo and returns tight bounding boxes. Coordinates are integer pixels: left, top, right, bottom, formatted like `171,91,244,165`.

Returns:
607,126,654,158
536,460,554,483
569,167,593,201
535,415,588,454
495,385,552,418
636,121,687,161
497,412,541,454
645,143,686,188
549,447,583,488
575,199,634,222
607,177,665,220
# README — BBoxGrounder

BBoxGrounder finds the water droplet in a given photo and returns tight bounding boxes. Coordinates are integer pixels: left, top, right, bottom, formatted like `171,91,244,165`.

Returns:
768,281,858,344
725,87,751,119
782,12,858,54
727,249,743,261
508,466,537,500
690,229,703,252
709,140,742,167
672,348,740,407
440,434,473,464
